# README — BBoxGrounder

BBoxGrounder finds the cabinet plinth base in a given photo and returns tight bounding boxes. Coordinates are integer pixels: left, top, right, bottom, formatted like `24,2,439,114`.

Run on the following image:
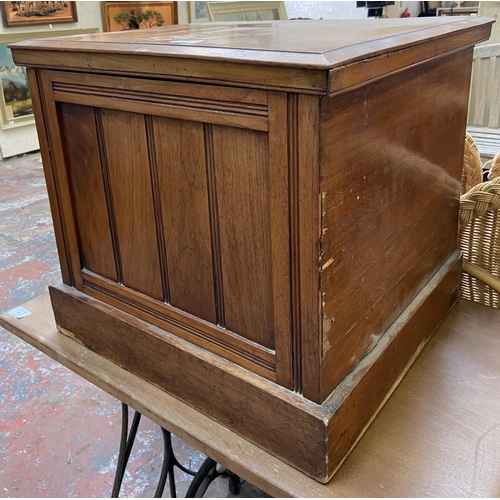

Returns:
49,253,461,483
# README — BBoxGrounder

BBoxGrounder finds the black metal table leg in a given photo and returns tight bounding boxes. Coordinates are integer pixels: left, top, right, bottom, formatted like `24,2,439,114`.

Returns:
112,403,241,498
154,427,198,498
185,459,241,498
112,403,142,498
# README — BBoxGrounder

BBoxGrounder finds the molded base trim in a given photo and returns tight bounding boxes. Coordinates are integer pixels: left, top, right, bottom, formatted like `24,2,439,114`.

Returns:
49,252,461,483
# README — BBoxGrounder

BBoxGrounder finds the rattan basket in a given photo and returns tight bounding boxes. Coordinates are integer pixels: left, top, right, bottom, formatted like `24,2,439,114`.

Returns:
459,147,500,307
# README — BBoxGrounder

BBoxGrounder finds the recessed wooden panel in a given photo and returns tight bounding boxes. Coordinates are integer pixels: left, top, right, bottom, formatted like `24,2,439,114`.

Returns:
58,103,117,281
99,109,163,300
212,126,274,349
151,117,216,323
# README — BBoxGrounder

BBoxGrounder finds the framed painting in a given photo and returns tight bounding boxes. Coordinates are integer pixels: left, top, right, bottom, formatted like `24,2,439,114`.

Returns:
207,1,287,22
0,29,99,130
1,2,78,27
189,1,208,23
102,2,178,32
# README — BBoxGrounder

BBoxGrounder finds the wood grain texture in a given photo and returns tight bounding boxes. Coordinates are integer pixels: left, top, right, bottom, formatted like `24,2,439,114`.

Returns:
294,94,322,401
38,71,88,289
32,73,284,379
48,282,328,481
151,116,216,323
80,270,277,380
268,91,292,389
58,103,117,281
212,125,275,349
49,72,269,132
13,19,491,95
99,109,163,300
328,23,492,95
203,124,225,327
12,18,493,70
2,250,459,485
324,253,461,479
14,49,327,95
26,69,72,285
3,293,500,497
318,48,472,401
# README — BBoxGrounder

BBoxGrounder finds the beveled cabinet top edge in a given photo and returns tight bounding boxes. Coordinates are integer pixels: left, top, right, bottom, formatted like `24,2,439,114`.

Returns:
11,17,493,94
11,17,493,68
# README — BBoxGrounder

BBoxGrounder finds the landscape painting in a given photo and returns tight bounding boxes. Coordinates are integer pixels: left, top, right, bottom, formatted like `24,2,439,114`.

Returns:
102,2,177,32
0,29,100,130
0,41,33,130
1,2,78,27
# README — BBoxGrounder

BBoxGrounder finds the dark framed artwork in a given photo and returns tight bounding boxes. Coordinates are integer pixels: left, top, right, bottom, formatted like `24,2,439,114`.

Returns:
1,2,78,27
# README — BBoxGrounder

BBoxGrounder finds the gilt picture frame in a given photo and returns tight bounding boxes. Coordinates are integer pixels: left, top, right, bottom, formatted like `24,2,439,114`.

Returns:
1,2,78,28
0,29,98,130
102,1,178,32
207,1,287,22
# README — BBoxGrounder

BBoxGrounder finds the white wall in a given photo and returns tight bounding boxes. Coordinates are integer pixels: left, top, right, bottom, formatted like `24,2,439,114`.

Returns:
285,1,367,19
177,1,190,24
0,1,102,158
479,1,500,45
177,1,368,22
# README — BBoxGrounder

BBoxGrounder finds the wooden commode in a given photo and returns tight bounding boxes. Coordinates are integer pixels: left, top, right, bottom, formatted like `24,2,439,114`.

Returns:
11,17,493,482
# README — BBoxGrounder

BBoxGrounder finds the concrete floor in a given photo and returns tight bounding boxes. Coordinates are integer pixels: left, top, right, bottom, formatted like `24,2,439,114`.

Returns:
0,152,269,498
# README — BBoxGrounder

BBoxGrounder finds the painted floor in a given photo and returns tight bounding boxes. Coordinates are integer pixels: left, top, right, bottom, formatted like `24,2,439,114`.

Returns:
0,152,269,498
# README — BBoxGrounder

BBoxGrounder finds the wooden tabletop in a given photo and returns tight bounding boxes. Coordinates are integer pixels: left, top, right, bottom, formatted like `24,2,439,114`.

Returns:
1,293,500,497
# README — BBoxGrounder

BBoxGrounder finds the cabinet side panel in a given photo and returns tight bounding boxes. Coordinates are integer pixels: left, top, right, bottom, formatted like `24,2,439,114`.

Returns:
58,103,117,281
27,70,72,284
212,126,275,349
99,109,163,300
151,117,217,324
319,49,471,400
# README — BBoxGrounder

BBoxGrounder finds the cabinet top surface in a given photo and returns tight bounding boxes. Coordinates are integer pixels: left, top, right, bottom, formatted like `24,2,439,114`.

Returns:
11,17,492,94
12,17,492,69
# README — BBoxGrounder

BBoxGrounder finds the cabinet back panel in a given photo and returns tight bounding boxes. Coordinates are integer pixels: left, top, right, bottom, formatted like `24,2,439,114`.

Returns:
58,103,117,281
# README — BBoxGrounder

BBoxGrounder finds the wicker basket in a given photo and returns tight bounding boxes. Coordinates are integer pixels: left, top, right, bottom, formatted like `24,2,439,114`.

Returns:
462,132,483,194
459,147,500,307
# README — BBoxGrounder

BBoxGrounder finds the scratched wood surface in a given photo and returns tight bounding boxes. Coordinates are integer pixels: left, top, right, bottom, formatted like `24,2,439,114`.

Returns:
318,48,472,401
11,18,493,95
1,295,499,498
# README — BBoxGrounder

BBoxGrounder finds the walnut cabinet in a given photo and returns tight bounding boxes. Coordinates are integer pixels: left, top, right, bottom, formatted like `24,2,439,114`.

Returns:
12,17,492,481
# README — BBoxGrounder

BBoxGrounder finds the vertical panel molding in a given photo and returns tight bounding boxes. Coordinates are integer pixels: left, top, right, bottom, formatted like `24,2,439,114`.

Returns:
204,123,225,327
145,115,171,304
268,91,293,389
94,108,123,284
288,93,302,393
